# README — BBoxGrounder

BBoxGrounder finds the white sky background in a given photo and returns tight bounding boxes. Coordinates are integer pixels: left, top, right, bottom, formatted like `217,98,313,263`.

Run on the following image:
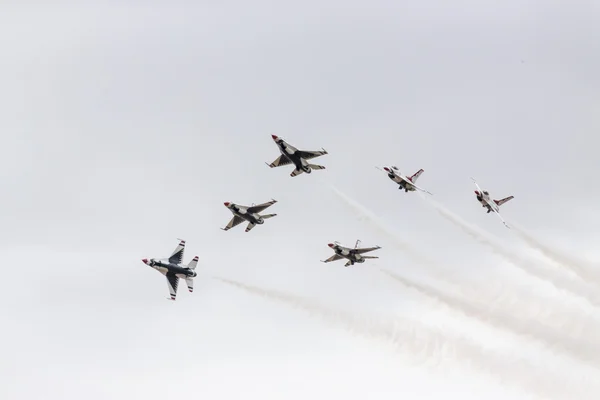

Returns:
1,1,599,399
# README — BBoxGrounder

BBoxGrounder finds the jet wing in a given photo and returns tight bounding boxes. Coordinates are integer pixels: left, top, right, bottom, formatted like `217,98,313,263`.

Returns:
491,208,511,229
166,272,179,300
247,199,277,214
409,181,433,195
297,149,328,160
222,215,245,231
267,155,293,168
321,254,344,263
354,246,381,254
471,177,484,193
168,239,185,265
399,175,432,195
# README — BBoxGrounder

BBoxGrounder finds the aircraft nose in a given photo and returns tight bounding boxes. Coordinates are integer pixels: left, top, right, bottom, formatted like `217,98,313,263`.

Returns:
141,258,148,264
474,191,479,195
383,167,390,172
224,202,230,207
271,134,278,140
328,243,334,247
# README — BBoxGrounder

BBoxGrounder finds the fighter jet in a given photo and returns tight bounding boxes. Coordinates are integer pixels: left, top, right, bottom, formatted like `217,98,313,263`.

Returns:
266,135,328,177
471,177,514,228
221,199,278,232
321,240,382,267
377,166,432,195
141,239,198,301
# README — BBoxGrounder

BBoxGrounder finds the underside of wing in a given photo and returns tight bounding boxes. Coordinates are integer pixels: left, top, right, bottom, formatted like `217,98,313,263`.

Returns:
322,254,344,263
268,155,293,168
168,240,185,265
354,246,381,254
223,215,245,231
297,149,327,160
247,199,277,214
166,273,179,300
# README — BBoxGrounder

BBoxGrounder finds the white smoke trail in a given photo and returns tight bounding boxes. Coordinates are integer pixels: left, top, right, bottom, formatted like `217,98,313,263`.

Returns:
420,195,600,308
211,275,593,399
328,184,600,329
380,268,600,367
328,184,436,268
511,224,600,285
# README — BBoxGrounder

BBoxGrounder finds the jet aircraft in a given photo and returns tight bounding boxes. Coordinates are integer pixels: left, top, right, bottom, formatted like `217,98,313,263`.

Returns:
471,177,514,228
266,135,328,177
377,166,432,195
321,240,382,267
221,199,278,232
142,239,198,301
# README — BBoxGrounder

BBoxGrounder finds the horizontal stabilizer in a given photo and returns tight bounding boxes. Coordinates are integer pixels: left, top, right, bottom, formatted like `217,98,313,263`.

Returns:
187,256,199,270
261,213,277,219
185,277,194,292
290,168,304,177
308,164,326,170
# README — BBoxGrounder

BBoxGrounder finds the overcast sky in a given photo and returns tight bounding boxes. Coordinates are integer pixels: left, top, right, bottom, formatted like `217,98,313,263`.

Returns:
1,2,598,399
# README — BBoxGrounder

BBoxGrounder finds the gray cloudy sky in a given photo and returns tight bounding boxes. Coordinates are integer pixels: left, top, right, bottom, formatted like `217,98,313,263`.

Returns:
1,2,599,399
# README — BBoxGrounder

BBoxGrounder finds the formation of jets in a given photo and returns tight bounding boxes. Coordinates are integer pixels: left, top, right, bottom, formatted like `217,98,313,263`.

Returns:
144,135,515,300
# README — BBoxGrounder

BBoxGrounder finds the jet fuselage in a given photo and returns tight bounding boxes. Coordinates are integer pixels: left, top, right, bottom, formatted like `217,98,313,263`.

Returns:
227,204,265,224
384,168,415,191
145,259,197,278
331,246,365,265
474,190,498,213
274,139,311,173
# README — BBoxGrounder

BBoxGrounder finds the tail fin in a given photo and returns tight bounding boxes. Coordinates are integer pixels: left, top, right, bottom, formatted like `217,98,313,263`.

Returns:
410,169,424,182
187,255,199,270
494,196,514,207
261,213,277,219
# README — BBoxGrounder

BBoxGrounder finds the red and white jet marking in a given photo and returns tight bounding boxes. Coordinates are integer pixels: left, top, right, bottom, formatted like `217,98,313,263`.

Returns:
377,166,432,195
471,177,514,228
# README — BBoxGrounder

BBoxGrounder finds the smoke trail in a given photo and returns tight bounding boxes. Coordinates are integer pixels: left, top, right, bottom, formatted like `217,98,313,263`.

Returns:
420,195,600,308
380,268,600,367
328,184,435,267
212,275,592,400
511,224,600,285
